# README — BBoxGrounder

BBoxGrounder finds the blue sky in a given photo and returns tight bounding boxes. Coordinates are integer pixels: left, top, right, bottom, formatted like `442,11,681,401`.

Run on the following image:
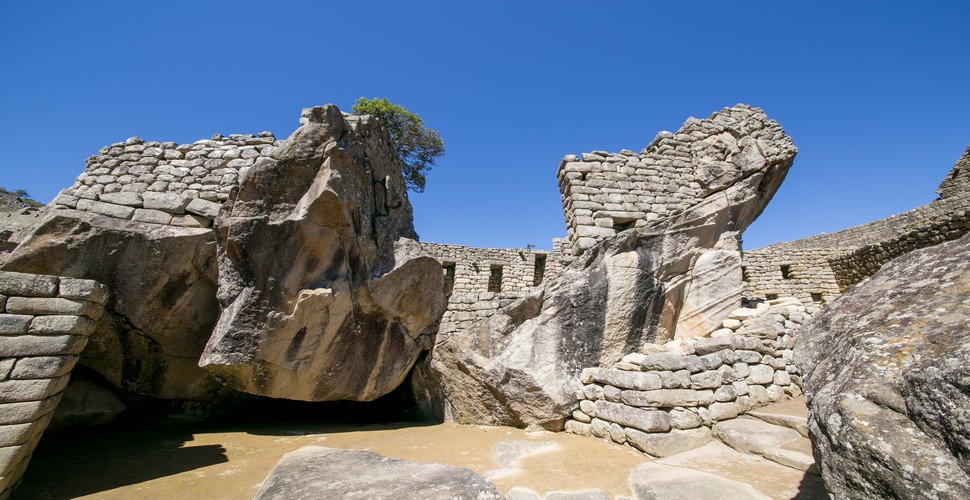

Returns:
2,1,967,250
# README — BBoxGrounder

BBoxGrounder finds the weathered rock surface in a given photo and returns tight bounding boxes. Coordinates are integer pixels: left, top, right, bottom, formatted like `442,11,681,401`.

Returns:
797,231,970,499
254,446,502,500
627,462,771,500
426,106,796,428
2,209,226,401
199,105,446,401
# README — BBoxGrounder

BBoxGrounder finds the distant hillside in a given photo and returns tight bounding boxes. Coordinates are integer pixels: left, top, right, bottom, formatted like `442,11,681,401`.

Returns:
0,187,44,213
1,187,46,258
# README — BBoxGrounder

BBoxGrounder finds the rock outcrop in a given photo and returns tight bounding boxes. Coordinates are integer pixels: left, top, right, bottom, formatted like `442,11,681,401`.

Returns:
199,105,446,401
254,446,502,500
425,105,796,429
796,231,970,499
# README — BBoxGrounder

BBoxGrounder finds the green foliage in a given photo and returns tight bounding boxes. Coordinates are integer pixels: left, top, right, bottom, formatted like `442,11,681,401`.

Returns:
0,187,43,209
352,97,444,193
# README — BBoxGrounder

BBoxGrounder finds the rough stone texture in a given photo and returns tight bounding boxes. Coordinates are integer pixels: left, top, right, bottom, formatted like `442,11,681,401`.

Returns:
627,462,771,500
426,105,796,429
254,446,502,500
797,231,970,499
2,211,226,401
199,105,446,402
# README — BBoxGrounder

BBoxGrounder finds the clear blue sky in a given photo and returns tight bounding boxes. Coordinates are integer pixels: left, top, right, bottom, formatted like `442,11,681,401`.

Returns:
2,1,967,250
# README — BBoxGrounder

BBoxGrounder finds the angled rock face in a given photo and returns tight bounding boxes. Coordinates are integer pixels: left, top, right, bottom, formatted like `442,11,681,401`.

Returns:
426,106,796,428
2,208,225,401
796,232,970,499
199,105,446,401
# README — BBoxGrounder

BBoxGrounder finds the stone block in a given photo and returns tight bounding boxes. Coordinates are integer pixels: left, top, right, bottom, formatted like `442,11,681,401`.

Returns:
669,408,703,429
640,352,688,371
0,272,58,298
714,384,737,402
708,402,741,421
98,192,143,207
142,192,189,213
690,370,721,389
571,410,591,423
0,315,33,335
9,356,77,379
564,420,591,437
580,400,596,417
773,370,792,386
0,375,70,403
4,297,102,319
591,418,610,438
58,278,109,305
75,199,135,219
0,396,60,424
171,214,212,228
582,384,604,400
621,389,706,408
594,400,671,433
693,337,734,355
131,208,174,225
603,385,622,402
624,426,712,457
0,334,86,357
746,364,775,385
659,370,691,389
584,368,662,391
186,198,222,218
0,414,51,447
698,353,723,370
27,315,95,335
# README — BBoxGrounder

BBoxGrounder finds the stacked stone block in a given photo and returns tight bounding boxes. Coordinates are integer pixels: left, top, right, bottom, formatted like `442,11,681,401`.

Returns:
51,133,280,228
422,243,561,337
565,298,806,458
557,105,794,256
0,271,107,496
742,249,842,310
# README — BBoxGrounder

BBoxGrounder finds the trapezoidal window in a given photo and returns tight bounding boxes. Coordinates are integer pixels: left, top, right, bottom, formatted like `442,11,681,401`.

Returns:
765,293,778,301
488,265,503,293
613,219,636,232
811,292,824,304
442,263,456,296
780,265,792,280
533,255,547,286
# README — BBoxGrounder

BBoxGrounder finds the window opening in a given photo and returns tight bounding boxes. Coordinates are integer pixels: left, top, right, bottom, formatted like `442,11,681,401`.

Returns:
780,265,792,279
442,263,456,295
533,255,547,286
488,265,503,293
810,293,824,304
765,293,778,301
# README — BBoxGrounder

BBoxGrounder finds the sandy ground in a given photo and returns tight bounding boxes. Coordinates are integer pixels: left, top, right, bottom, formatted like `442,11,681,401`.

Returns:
14,419,649,499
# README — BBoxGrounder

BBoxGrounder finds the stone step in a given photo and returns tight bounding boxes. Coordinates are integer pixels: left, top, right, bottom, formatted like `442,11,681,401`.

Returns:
746,396,810,438
712,416,818,475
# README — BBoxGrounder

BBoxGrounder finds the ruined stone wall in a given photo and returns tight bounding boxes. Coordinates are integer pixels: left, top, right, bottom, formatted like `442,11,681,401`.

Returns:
744,175,970,301
51,133,280,227
565,299,806,457
421,243,561,337
742,249,843,310
557,105,794,256
0,271,107,495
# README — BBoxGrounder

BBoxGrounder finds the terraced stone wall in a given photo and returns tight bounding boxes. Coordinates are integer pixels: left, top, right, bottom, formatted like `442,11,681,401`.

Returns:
565,299,806,457
421,243,561,337
0,271,107,496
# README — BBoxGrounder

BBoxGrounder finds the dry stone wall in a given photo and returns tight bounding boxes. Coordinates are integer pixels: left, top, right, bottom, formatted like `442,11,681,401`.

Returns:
421,243,560,337
744,147,970,304
0,271,107,496
564,298,806,457
557,105,794,256
51,133,281,228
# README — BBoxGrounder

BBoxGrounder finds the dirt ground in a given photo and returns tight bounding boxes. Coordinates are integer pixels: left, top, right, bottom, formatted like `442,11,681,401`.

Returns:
14,419,649,499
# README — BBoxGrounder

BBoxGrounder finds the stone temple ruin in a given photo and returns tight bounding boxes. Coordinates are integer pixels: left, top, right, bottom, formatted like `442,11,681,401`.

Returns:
0,103,967,497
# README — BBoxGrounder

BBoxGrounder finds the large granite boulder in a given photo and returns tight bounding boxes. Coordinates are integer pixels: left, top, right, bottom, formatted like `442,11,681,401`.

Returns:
424,106,796,428
199,105,446,401
1,208,226,401
255,446,502,500
796,232,970,499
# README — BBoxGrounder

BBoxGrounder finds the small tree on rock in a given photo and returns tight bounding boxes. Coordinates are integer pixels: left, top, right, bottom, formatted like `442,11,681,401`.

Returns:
352,97,444,193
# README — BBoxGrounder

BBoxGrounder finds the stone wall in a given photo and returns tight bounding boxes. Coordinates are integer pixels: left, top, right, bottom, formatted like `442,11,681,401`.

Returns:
557,105,794,256
50,133,280,227
936,146,970,199
0,271,107,496
564,298,806,457
744,147,970,303
421,243,560,337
